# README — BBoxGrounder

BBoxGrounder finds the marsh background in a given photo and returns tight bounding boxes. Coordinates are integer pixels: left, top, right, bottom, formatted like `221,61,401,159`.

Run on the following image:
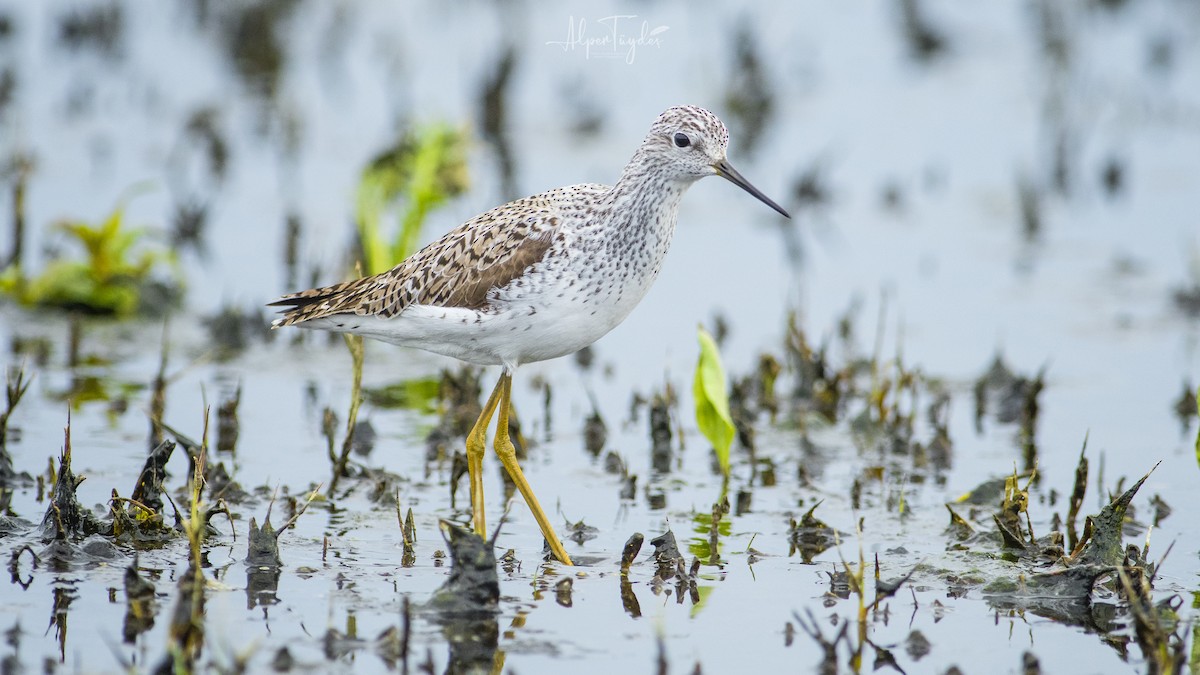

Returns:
0,1,1199,673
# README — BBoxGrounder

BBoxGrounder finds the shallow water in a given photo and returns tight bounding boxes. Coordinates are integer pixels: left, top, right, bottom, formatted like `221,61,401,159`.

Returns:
1,1,1199,673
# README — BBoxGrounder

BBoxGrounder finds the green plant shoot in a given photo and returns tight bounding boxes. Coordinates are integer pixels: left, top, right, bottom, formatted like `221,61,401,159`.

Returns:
694,326,735,478
355,123,469,275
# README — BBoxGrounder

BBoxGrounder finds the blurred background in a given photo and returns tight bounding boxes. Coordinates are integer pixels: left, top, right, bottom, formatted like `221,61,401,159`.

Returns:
0,1,1198,673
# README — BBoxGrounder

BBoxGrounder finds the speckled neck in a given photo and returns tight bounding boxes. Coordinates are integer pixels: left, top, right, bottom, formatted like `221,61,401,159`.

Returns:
605,147,694,245
570,149,697,305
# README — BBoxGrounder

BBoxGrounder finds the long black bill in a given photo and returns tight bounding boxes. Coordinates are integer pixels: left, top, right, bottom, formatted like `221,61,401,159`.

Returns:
714,159,791,219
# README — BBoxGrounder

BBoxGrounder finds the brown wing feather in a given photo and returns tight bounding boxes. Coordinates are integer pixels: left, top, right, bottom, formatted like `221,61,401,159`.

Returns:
269,199,560,327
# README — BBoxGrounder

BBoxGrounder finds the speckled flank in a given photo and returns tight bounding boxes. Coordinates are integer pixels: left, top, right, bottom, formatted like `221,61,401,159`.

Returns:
269,105,766,368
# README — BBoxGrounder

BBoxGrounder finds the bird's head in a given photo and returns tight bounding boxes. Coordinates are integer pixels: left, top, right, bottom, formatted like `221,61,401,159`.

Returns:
641,105,789,218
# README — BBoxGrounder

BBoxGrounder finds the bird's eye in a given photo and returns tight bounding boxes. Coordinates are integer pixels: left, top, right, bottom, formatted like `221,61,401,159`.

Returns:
673,132,691,148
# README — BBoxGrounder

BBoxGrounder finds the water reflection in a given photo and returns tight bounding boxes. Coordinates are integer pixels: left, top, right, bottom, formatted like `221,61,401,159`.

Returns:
245,562,280,609
49,580,76,662
428,522,503,675
122,559,157,644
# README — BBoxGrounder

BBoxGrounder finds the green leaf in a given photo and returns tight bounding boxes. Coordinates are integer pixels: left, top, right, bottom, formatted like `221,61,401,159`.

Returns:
354,123,469,275
694,326,735,477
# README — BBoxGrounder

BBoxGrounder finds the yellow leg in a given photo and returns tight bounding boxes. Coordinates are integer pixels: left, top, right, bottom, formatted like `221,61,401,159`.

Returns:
465,377,505,537
494,372,574,565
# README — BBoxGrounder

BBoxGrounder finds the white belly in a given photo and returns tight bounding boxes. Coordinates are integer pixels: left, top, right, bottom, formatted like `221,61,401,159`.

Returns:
298,282,649,369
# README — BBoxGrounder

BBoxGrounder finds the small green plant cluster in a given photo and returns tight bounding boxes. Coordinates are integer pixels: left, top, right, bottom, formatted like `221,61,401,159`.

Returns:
356,123,470,275
1,197,180,316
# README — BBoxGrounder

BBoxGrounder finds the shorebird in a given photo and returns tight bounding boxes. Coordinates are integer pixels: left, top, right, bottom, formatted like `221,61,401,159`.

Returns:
270,105,789,565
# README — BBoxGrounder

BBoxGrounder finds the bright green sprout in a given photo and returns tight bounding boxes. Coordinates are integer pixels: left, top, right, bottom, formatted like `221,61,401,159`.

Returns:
355,123,470,275
694,326,735,479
